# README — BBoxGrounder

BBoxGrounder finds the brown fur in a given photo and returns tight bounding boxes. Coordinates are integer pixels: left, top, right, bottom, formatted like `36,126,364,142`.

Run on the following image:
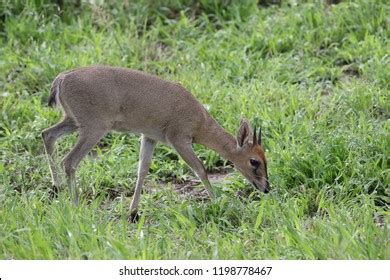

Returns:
42,66,269,212
48,76,61,107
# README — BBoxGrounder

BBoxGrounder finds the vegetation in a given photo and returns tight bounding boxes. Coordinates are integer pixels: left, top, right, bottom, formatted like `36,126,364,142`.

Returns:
0,0,388,259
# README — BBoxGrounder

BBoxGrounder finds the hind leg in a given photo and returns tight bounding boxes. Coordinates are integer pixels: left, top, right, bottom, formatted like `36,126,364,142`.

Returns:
62,127,108,206
42,117,77,190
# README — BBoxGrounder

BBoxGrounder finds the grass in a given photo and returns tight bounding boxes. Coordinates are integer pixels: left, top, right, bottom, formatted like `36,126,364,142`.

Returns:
0,0,389,259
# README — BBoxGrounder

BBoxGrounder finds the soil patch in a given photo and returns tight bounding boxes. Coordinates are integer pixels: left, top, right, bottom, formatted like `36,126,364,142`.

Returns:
148,168,233,199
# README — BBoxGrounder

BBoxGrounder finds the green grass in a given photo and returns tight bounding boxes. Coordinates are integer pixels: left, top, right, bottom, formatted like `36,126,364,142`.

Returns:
0,0,389,259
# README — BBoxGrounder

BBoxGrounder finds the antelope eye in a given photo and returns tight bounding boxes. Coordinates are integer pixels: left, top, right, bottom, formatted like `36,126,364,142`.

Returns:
250,159,260,168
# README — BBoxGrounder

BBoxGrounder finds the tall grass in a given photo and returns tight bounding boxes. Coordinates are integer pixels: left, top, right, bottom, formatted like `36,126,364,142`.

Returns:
0,0,389,259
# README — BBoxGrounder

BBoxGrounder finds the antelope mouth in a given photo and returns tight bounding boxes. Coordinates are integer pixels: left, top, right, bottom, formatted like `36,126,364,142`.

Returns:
252,181,270,194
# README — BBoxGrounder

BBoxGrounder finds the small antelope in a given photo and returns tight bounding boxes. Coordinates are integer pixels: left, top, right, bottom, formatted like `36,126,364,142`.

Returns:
42,66,269,219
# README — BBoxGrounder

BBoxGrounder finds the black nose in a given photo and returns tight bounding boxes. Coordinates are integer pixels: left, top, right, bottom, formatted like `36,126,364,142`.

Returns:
263,181,270,193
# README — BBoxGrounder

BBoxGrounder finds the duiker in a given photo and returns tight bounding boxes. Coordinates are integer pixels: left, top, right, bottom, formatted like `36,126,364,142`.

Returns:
42,66,269,220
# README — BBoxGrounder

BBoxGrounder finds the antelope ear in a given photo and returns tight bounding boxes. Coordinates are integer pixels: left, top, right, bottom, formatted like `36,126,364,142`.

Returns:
237,118,251,147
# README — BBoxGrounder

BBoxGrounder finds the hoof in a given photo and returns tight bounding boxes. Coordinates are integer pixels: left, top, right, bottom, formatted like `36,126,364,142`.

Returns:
48,185,59,200
128,211,140,223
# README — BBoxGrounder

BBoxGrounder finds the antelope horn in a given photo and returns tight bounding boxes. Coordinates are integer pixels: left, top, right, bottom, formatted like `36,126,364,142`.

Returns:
258,127,262,145
253,125,257,146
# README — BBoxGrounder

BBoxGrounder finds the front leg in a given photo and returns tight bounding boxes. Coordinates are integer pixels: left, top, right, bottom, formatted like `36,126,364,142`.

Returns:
129,135,156,222
168,137,215,198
